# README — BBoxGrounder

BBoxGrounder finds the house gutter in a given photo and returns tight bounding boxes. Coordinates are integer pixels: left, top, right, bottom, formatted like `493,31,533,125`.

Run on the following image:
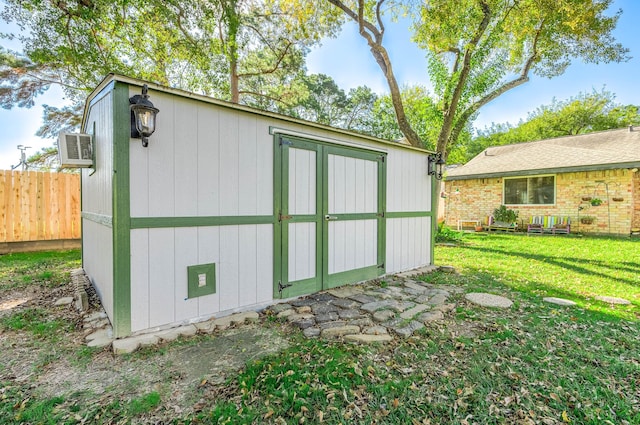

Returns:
446,162,640,181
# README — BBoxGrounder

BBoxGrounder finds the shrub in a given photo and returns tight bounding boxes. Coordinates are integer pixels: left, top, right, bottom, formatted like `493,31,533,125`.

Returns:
435,223,464,243
493,205,518,223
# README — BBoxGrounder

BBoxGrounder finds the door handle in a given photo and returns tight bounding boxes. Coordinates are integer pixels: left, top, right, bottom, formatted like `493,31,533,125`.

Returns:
324,215,338,221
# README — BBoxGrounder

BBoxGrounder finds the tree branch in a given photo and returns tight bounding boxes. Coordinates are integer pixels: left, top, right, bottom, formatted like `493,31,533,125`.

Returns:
448,24,543,151
328,0,422,147
437,0,492,154
237,41,293,78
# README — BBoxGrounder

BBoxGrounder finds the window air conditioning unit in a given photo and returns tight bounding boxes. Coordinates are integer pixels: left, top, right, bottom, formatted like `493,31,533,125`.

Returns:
58,132,93,168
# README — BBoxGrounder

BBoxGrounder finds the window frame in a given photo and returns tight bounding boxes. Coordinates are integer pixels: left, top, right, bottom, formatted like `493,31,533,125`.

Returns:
503,174,556,206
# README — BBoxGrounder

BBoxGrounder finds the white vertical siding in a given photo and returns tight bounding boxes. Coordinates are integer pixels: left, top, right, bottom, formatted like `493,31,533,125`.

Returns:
385,217,431,273
130,228,149,330
174,101,199,216
82,91,114,216
328,219,377,274
289,148,316,215
82,219,114,318
196,107,220,215
288,222,316,281
129,91,273,218
196,226,221,316
328,155,377,214
175,228,199,321
386,148,431,212
81,90,114,318
148,228,175,327
130,224,273,333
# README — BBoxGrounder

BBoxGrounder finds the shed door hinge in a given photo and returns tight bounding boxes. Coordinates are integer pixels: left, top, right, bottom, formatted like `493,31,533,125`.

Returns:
278,211,292,222
378,263,385,270
278,280,292,295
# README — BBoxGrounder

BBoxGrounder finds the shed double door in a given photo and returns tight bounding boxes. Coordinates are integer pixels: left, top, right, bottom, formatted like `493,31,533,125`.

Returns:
276,135,386,299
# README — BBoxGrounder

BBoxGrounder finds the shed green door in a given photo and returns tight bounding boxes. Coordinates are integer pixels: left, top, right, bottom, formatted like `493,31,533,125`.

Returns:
276,135,385,299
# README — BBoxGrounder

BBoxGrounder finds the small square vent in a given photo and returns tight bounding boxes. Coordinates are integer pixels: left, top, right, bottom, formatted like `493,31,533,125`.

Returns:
58,132,93,168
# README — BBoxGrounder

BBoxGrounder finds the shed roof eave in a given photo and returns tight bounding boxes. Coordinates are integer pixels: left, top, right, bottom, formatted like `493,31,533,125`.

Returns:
445,162,640,181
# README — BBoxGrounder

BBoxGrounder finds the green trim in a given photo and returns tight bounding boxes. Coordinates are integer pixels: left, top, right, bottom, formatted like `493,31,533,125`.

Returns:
111,82,132,338
324,265,382,289
322,145,386,287
278,137,324,299
82,211,113,227
131,215,274,229
324,213,379,221
377,153,387,273
281,276,319,298
274,134,389,298
272,136,283,298
187,263,216,298
386,211,433,219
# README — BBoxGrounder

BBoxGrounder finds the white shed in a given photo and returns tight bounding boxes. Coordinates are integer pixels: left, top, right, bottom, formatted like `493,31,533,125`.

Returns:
81,74,436,338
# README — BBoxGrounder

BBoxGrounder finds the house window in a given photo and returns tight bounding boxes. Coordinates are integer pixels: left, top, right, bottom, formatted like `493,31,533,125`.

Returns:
504,175,555,205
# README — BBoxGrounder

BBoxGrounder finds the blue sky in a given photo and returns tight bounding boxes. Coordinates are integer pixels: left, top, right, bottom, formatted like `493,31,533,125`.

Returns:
1,0,639,170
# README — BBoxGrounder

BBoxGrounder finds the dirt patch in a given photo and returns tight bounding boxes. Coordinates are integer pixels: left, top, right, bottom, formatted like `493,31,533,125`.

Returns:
1,278,290,422
33,325,288,414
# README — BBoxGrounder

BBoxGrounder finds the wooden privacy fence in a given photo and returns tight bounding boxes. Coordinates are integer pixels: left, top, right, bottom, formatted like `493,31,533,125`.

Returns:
0,170,81,243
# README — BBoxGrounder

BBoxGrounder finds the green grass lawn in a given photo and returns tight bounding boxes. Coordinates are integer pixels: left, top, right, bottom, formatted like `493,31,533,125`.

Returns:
435,233,640,321
1,238,639,424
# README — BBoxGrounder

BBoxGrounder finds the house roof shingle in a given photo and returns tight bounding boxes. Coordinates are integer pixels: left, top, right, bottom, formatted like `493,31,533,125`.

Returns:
447,126,640,180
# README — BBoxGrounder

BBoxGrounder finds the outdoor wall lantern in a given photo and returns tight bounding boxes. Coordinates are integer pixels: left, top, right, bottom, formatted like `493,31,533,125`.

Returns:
428,152,445,180
130,84,160,147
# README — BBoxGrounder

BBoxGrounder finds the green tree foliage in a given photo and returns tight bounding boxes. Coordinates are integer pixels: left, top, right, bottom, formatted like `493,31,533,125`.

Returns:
327,0,628,160
464,89,640,161
1,0,342,167
287,74,378,132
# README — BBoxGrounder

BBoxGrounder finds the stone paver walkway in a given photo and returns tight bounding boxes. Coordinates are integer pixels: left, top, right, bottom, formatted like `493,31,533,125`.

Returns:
71,266,634,354
265,271,464,342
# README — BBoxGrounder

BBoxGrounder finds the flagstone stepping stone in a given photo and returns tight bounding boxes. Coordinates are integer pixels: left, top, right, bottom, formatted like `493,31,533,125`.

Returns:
315,312,340,323
400,303,430,319
348,294,379,304
332,298,361,309
595,296,631,305
363,325,388,335
269,303,293,314
337,309,362,319
54,297,74,306
419,310,444,323
465,293,513,308
311,303,339,314
542,297,576,306
348,318,373,327
390,320,424,337
427,293,448,306
344,334,393,343
328,286,364,299
321,325,360,338
303,327,321,338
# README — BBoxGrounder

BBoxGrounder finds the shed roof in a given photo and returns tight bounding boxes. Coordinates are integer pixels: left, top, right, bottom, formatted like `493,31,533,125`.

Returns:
446,126,640,180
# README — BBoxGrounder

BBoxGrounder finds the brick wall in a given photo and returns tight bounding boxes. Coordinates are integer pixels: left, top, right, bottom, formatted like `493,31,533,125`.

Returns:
443,169,636,235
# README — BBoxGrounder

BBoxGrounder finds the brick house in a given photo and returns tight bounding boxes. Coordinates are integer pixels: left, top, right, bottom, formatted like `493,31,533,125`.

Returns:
443,126,640,236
